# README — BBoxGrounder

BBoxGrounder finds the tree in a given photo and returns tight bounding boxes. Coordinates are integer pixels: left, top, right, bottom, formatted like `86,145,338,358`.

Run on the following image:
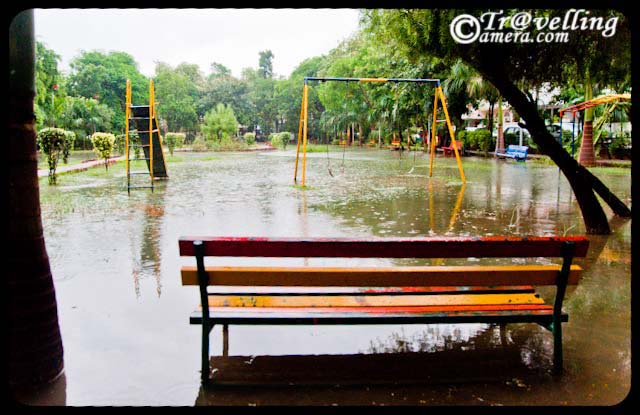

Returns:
202,103,238,142
154,62,199,134
9,9,64,390
363,9,631,234
35,41,63,124
199,71,253,128
258,50,274,79
243,67,277,136
59,96,114,148
209,62,232,79
67,50,148,133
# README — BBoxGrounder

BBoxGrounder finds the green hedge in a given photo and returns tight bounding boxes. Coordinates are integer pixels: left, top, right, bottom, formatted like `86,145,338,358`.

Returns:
458,128,493,152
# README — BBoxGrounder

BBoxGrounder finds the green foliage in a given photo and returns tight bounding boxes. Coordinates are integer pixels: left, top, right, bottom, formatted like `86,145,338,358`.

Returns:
269,132,292,150
154,62,201,133
35,41,63,119
460,128,493,152
90,132,116,170
67,51,148,133
37,127,73,185
164,132,186,156
202,103,239,142
59,96,114,140
243,132,256,145
258,50,274,79
114,134,126,156
62,130,76,163
191,136,210,152
278,132,292,149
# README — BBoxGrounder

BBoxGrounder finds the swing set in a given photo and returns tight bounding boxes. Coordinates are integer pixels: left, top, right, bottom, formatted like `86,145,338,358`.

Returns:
293,77,466,186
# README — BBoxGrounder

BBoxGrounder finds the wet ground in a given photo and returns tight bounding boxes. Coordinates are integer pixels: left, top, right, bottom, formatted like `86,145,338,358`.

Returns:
23,148,631,406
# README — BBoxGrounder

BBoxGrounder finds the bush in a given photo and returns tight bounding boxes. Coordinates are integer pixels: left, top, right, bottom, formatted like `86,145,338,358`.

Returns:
191,136,211,152
115,134,126,156
165,132,186,156
457,130,468,148
62,130,75,163
37,127,73,185
473,129,493,153
278,132,292,150
90,132,116,170
609,134,631,159
244,132,256,145
270,132,292,150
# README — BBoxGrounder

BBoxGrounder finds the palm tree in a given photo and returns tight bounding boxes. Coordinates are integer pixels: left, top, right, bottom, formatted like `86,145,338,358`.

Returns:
445,60,503,152
9,10,64,390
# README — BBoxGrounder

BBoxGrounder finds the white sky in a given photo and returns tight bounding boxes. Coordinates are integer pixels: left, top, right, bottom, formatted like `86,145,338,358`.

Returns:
33,8,361,79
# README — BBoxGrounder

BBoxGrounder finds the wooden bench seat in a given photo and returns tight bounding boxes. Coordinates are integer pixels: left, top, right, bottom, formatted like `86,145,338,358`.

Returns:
179,236,589,384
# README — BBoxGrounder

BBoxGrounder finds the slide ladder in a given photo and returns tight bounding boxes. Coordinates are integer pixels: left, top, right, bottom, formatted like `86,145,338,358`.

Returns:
125,79,168,193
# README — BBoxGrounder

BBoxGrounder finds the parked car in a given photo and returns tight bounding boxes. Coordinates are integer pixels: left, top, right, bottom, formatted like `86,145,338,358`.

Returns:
502,122,531,146
546,124,562,141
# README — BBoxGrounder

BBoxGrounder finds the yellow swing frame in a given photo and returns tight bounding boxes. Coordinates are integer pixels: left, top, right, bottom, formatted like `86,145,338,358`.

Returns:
293,76,466,186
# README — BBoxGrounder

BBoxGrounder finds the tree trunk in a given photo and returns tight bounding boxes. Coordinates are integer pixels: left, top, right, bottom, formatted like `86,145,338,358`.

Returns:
474,58,630,234
9,10,65,390
495,97,504,155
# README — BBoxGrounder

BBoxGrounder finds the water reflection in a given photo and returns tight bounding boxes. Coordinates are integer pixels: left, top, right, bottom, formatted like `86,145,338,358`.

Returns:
130,183,167,299
34,150,630,406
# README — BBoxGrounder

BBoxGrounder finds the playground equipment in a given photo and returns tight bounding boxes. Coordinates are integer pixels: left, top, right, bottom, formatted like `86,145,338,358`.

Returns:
125,79,168,193
293,77,466,186
559,93,631,158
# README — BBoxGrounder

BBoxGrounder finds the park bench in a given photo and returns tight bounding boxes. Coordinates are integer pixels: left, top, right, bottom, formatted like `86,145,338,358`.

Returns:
179,235,589,384
496,144,529,161
442,140,464,156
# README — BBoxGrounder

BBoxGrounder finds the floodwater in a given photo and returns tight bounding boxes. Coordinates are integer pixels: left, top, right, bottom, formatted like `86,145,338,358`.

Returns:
24,148,631,406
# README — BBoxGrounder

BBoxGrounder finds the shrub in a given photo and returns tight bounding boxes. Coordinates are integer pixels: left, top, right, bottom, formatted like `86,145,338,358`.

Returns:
191,136,211,152
114,132,141,157
269,132,292,150
62,130,75,163
37,127,73,185
115,134,126,156
244,132,256,145
473,129,493,153
165,132,186,156
278,132,292,150
457,130,468,148
90,132,116,170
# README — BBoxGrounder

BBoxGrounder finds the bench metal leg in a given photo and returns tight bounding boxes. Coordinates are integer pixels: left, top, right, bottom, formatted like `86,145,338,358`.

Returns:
552,320,563,375
201,323,212,383
222,324,229,357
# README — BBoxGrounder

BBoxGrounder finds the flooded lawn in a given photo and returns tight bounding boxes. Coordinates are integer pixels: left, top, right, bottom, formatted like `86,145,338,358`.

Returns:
31,148,630,406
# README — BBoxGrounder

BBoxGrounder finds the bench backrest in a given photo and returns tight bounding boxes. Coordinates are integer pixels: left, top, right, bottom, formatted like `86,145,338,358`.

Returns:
179,236,589,287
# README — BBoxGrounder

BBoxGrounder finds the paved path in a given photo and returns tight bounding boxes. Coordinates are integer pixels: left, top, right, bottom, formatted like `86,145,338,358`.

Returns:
38,156,125,178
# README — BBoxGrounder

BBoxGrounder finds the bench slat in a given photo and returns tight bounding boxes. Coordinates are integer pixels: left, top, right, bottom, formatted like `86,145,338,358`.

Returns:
190,306,565,325
203,285,537,295
179,236,589,258
181,264,583,287
203,293,545,308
